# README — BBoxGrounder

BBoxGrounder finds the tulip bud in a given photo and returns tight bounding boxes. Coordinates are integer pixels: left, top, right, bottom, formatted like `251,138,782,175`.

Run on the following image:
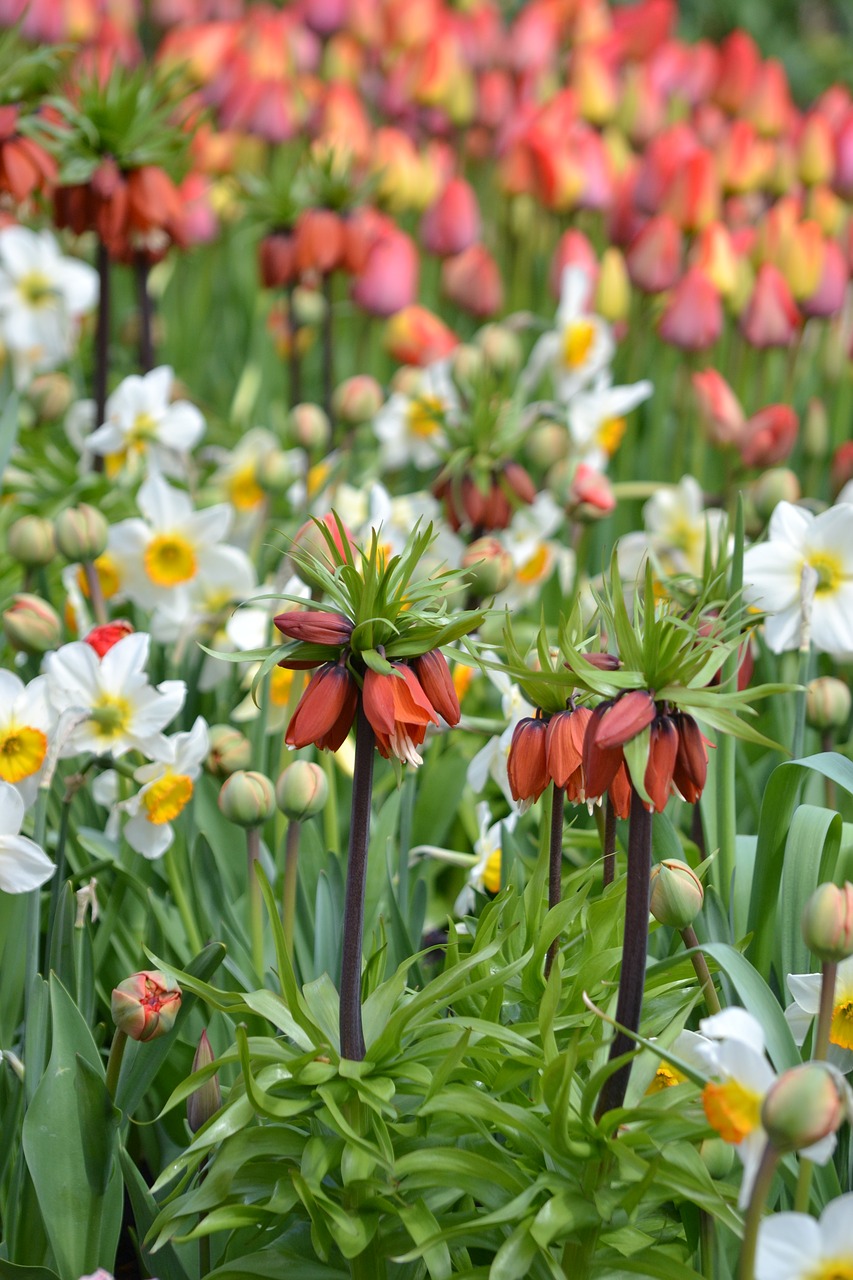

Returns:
276,760,329,820
54,504,109,562
111,970,181,1042
649,859,704,929
461,536,514,596
526,422,569,469
187,1030,221,1133
3,593,62,654
28,372,74,422
206,724,252,777
761,1062,847,1154
699,1137,735,1180
475,323,522,374
7,515,56,568
596,247,631,323
218,770,276,827
255,450,299,496
803,398,829,460
450,343,486,386
802,882,853,962
806,677,852,730
332,375,383,425
750,468,801,520
288,402,331,452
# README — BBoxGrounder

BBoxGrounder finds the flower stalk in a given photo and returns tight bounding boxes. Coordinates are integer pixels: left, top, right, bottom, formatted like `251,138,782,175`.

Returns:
135,251,154,373
738,1141,779,1280
340,700,375,1061
545,783,565,978
595,786,652,1118
793,957,838,1211
681,925,722,1015
246,826,264,977
282,819,301,962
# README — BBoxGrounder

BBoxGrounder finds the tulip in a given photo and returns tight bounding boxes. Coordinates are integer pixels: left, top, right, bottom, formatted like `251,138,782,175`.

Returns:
650,859,704,929
84,621,134,657
441,245,503,318
7,515,56,568
187,1030,221,1133
714,29,761,115
206,724,252,777
799,112,835,187
692,368,745,447
658,269,723,352
218,771,276,827
3,594,62,655
420,177,481,257
761,1063,847,1154
777,220,825,301
276,760,329,821
806,677,852,731
507,715,549,804
569,464,616,517
460,536,514,597
596,248,630,324
111,971,181,1043
834,109,853,199
274,609,353,646
626,214,682,294
739,404,798,468
802,240,848,319
54,504,109,562
663,148,719,232
549,229,598,302
384,305,457,366
362,663,439,765
289,403,331,451
689,222,739,297
286,661,359,752
802,882,853,963
739,263,800,348
332,375,384,424
745,58,793,137
351,229,419,318
410,650,460,726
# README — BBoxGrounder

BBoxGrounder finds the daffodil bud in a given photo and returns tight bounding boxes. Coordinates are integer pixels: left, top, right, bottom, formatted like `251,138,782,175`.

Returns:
54,503,109,562
649,859,704,929
802,882,853,962
699,1137,735,1179
187,1030,221,1133
275,760,328,820
761,1062,847,1154
206,724,252,777
750,468,801,521
7,515,56,568
2,594,62,654
288,402,331,451
111,971,181,1042
461,537,514,597
806,677,851,730
218,770,276,827
475,323,522,374
331,374,383,424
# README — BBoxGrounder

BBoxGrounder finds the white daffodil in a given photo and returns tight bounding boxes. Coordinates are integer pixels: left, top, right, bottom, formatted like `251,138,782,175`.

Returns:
454,803,518,915
467,671,536,808
496,492,575,610
643,475,726,578
743,501,853,657
210,428,304,523
523,267,614,404
44,632,185,759
122,718,209,859
87,366,206,476
354,483,463,576
0,780,54,893
0,672,53,808
786,958,853,1073
0,226,97,371
373,361,458,470
107,474,255,637
756,1193,853,1280
568,372,653,471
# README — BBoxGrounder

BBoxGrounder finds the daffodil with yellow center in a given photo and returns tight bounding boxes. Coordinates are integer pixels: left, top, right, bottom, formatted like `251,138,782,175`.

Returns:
89,693,133,742
18,270,54,307
756,1194,853,1280
87,368,206,470
810,551,844,597
228,463,265,512
811,1262,853,1280
0,725,47,784
142,773,194,825
596,415,626,457
407,394,444,438
562,318,596,369
516,543,551,586
144,533,198,588
568,372,652,469
702,1077,763,1144
787,959,853,1070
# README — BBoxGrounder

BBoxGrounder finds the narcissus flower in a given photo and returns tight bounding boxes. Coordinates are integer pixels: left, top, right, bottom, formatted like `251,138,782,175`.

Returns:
0,672,52,807
756,1194,853,1280
786,955,853,1072
87,367,206,476
373,360,458,471
0,226,98,371
122,718,209,859
524,266,615,403
0,780,54,893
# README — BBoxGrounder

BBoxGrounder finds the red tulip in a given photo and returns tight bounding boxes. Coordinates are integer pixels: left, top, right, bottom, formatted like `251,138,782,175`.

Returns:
626,214,682,294
739,264,800,349
658,268,723,352
420,177,481,257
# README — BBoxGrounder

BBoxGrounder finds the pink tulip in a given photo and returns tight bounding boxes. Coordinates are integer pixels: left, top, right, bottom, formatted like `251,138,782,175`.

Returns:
351,229,419,318
739,405,798,467
442,244,503,318
740,263,800,348
420,177,481,257
692,369,745,446
626,214,682,293
549,229,598,300
658,269,723,352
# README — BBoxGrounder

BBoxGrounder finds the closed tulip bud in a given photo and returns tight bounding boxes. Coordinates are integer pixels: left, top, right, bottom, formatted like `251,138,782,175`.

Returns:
750,468,801,520
442,245,503,319
799,113,835,187
84,621,133,657
288,402,331,452
699,1137,735,1179
256,449,300,495
420,177,481,257
451,343,486,386
802,882,853,962
649,859,704,929
275,760,328,820
692,368,745,447
187,1030,221,1133
206,724,252,777
332,375,383,424
739,264,800,349
596,248,630,323
658,269,723,352
461,537,514,596
806,677,852,731
803,398,829,460
3,593,61,654
28,372,74,422
739,405,798,468
476,324,522,374
761,1063,847,1154
292,286,326,329
54,504,108,562
111,971,181,1042
218,771,276,827
351,229,419,318
7,515,56,568
626,214,682,294
527,422,569,469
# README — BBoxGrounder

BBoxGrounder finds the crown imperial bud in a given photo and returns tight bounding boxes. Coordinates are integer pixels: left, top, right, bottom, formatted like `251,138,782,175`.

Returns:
111,971,181,1042
217,770,276,827
275,760,329,821
649,859,704,929
802,881,853,962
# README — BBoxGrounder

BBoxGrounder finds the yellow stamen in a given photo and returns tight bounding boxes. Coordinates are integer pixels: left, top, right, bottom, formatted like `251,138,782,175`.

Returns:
647,1063,685,1095
702,1079,762,1144
142,773,193,825
667,517,701,555
809,1264,853,1280
144,533,197,587
831,999,853,1050
89,694,131,741
809,552,843,596
482,847,501,895
407,394,444,438
228,462,265,512
0,725,47,783
596,415,626,456
105,452,127,479
562,319,596,369
18,271,55,307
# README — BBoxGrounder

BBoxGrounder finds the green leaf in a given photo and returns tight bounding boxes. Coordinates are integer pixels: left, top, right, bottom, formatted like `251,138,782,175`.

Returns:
701,943,800,1071
74,1055,120,1195
780,805,842,982
0,1266,60,1280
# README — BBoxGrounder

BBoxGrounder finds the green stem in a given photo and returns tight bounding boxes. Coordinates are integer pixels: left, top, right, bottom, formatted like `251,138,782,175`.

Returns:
321,750,339,855
544,784,565,978
602,797,616,887
791,642,812,761
700,1209,715,1280
715,495,743,907
83,560,108,626
282,819,301,962
681,925,722,1015
246,826,264,979
26,781,52,1016
105,1027,128,1100
794,959,837,1212
738,1142,778,1280
164,843,203,955
340,702,375,1062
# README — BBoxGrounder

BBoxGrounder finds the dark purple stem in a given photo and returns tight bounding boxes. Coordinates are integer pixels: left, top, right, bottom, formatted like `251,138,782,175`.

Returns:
340,700,375,1061
596,787,652,1119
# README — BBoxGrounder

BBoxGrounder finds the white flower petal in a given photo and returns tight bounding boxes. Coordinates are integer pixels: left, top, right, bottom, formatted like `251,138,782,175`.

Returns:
0,833,53,892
